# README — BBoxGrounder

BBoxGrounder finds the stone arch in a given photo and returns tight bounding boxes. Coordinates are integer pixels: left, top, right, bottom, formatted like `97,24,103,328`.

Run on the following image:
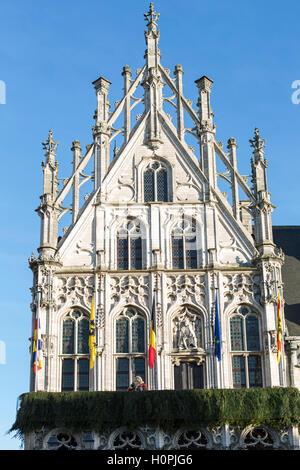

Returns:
237,424,280,450
107,427,146,450
43,428,81,450
172,428,213,450
137,156,173,203
165,213,203,269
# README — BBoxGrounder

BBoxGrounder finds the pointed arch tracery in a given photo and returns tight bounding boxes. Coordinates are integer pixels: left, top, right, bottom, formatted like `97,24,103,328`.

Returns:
61,308,90,392
143,160,170,202
171,215,198,269
116,218,144,270
229,304,263,388
114,306,147,390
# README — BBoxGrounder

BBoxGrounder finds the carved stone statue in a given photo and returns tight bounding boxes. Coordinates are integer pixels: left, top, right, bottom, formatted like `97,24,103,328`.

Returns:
178,319,197,351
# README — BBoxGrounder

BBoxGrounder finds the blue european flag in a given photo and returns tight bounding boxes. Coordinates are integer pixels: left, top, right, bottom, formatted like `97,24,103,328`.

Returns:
214,294,221,361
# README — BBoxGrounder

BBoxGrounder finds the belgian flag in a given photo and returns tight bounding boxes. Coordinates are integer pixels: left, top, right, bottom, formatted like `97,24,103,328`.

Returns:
148,297,156,369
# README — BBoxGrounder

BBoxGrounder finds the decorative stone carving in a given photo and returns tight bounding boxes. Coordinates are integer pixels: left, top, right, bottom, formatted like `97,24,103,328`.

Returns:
27,423,298,450
218,237,249,266
223,273,261,308
167,274,205,307
110,275,149,307
55,275,94,309
172,306,203,351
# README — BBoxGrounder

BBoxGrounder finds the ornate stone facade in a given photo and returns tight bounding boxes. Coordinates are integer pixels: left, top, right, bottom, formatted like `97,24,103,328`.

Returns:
25,3,300,450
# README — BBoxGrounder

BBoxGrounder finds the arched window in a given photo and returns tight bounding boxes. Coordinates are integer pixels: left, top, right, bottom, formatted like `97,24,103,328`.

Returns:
115,308,146,390
61,309,90,392
144,161,169,202
229,305,263,388
117,219,143,270
171,217,198,269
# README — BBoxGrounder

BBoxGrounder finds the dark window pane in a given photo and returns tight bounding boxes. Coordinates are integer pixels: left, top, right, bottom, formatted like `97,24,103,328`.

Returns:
63,319,75,354
144,169,155,202
232,356,246,388
117,237,129,270
246,315,260,351
132,318,145,353
77,358,89,391
172,237,184,269
62,358,74,391
130,237,142,269
132,357,145,383
185,237,197,268
77,318,89,354
116,318,129,353
116,358,129,390
248,355,263,387
230,316,244,351
157,169,168,202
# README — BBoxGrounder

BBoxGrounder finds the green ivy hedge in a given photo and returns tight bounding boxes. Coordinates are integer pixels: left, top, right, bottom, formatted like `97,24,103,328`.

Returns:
11,388,300,436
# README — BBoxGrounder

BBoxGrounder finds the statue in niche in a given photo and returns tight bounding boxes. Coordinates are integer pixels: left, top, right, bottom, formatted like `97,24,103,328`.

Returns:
178,319,197,350
173,308,203,351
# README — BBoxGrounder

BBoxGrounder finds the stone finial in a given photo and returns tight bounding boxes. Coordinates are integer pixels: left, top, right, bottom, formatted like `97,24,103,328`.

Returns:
42,129,59,156
227,137,237,149
249,127,266,152
144,2,160,32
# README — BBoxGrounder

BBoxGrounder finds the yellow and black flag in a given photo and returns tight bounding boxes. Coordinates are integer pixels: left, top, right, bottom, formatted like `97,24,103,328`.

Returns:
89,297,96,370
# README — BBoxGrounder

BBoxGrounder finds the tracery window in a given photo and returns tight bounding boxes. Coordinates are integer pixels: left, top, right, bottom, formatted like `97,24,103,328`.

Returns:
230,305,263,388
115,308,146,390
171,217,198,269
117,219,143,270
61,309,90,392
144,161,169,202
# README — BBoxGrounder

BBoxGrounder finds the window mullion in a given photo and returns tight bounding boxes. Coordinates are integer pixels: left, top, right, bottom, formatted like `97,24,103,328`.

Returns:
128,233,130,270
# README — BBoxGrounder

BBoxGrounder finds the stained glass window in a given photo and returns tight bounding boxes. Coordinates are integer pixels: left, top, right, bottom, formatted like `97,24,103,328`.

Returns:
171,217,198,269
144,169,155,202
117,220,143,270
63,319,75,354
172,237,184,269
117,237,129,270
77,319,89,354
62,358,75,391
116,318,129,353
132,318,145,353
232,356,246,388
116,358,129,391
185,237,197,268
77,358,89,391
115,310,146,390
157,168,168,202
143,162,169,202
248,355,263,387
130,237,142,270
61,310,90,391
230,306,262,388
246,316,260,351
230,316,244,351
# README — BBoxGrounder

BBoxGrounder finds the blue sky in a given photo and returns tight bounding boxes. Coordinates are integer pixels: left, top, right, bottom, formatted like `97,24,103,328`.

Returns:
0,0,300,450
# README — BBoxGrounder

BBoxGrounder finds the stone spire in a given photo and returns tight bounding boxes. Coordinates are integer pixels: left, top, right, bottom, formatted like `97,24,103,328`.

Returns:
41,129,59,201
144,2,161,68
37,129,59,258
250,128,275,256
